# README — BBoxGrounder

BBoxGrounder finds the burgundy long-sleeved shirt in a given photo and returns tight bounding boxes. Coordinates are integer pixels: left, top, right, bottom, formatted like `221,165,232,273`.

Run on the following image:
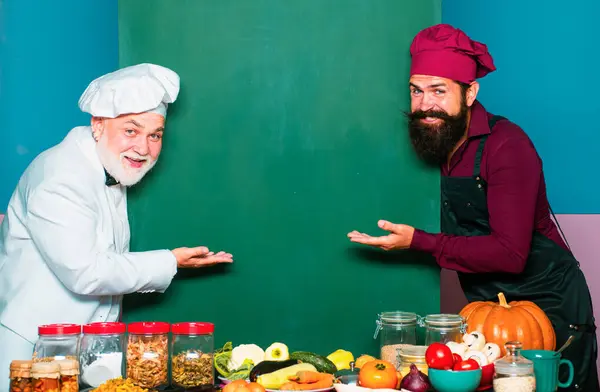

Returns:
410,100,568,274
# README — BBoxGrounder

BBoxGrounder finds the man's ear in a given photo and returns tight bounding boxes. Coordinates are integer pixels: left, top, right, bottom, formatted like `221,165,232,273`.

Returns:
466,82,480,107
90,117,105,141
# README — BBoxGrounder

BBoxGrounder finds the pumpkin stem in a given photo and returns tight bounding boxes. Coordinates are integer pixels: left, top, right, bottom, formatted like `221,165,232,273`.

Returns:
497,292,510,308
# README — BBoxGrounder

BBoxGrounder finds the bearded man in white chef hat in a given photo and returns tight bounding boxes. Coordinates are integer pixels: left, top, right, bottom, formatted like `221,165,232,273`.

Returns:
0,63,232,386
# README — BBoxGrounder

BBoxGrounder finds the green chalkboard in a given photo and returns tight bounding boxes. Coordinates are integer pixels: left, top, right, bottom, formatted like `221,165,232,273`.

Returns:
119,0,441,358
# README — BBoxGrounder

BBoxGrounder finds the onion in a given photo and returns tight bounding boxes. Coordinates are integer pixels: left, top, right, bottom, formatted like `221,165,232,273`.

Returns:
399,364,430,392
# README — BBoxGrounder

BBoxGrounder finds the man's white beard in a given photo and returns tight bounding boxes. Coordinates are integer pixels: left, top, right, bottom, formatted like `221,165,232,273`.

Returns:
95,135,157,187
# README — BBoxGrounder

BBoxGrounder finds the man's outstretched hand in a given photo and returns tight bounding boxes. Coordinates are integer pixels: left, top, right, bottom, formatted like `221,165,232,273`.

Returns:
347,220,415,251
172,246,233,268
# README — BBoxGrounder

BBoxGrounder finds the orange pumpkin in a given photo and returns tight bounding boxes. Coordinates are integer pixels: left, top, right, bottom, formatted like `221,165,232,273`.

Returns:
459,292,556,355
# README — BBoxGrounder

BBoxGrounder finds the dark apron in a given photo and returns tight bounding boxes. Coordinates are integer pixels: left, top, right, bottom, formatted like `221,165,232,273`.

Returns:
441,115,599,391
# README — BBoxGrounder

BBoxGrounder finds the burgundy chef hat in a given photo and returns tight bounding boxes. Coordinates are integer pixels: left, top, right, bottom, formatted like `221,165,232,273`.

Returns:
409,24,496,84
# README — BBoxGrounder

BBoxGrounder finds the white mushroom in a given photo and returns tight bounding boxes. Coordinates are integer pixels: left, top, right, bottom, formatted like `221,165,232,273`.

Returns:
446,341,468,356
462,332,486,351
483,343,501,362
463,350,489,367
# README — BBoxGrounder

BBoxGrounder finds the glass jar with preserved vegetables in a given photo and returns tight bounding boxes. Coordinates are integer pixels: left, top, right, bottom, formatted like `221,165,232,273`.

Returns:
9,360,33,392
55,359,79,392
31,362,61,392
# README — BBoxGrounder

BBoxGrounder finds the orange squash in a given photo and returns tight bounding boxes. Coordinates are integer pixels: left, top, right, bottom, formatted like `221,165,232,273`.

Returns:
459,292,556,355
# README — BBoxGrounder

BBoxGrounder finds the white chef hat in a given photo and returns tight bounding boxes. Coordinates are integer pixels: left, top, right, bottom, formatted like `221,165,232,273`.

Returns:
78,63,180,119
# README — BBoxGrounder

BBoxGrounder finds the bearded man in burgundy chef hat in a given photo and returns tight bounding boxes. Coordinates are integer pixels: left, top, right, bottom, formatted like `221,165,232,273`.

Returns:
348,24,598,391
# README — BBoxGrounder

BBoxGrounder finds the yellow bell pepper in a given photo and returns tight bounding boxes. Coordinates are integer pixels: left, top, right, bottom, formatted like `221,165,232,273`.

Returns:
327,349,354,371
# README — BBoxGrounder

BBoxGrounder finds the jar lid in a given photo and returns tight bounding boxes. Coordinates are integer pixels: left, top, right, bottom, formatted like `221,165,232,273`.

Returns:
31,362,61,378
494,341,534,376
83,322,126,335
127,321,170,334
398,345,427,357
38,324,81,335
10,360,33,371
171,322,215,335
55,359,80,375
379,311,418,324
424,314,464,327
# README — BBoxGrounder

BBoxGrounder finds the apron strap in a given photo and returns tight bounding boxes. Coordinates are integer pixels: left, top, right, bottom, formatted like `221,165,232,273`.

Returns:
472,115,506,177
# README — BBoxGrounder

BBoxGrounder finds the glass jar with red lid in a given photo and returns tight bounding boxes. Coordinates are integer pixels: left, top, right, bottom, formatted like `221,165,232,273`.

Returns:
126,322,170,390
170,322,215,390
33,324,81,362
79,322,126,388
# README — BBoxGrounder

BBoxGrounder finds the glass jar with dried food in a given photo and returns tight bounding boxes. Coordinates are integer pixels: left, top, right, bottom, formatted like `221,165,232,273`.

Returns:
397,345,429,377
373,311,418,368
126,322,170,390
9,360,33,392
420,314,466,345
79,322,126,388
170,322,215,390
31,362,61,392
33,324,81,362
55,359,79,392
493,341,536,392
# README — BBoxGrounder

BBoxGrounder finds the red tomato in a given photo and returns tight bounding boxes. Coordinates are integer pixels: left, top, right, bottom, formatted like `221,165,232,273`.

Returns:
453,358,481,371
452,353,462,364
425,343,454,370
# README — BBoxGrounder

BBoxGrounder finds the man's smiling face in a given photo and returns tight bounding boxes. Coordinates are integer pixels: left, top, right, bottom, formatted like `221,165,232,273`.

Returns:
91,112,165,186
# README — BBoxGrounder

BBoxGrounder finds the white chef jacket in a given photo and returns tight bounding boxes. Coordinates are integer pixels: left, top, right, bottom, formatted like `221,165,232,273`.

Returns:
0,126,177,346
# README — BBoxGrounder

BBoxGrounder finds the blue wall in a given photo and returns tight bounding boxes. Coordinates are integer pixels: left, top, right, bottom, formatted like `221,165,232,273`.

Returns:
0,0,119,210
442,0,600,214
2,1,597,214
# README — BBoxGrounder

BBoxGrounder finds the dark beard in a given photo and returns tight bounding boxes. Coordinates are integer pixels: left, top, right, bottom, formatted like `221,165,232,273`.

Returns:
405,104,469,166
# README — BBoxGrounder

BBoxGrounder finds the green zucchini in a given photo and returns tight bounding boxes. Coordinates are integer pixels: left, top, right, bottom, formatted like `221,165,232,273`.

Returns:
290,351,338,374
249,359,299,381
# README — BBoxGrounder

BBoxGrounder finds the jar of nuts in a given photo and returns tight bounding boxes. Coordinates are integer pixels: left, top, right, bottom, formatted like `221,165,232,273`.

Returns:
33,324,81,363
170,322,215,390
55,359,79,392
126,322,170,390
9,360,33,392
31,362,61,392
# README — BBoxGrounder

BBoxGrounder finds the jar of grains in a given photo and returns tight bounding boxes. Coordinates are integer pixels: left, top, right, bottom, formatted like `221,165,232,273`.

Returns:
420,314,466,345
373,311,417,367
126,322,170,390
55,359,79,392
170,322,215,390
9,360,33,392
33,324,81,363
493,341,536,392
31,362,61,392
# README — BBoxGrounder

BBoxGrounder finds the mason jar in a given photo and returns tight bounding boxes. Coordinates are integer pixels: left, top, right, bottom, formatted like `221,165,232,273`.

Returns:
420,314,466,345
373,311,417,367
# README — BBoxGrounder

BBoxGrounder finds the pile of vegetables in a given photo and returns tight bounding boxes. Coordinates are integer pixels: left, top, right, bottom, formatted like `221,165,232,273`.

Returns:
215,341,346,390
